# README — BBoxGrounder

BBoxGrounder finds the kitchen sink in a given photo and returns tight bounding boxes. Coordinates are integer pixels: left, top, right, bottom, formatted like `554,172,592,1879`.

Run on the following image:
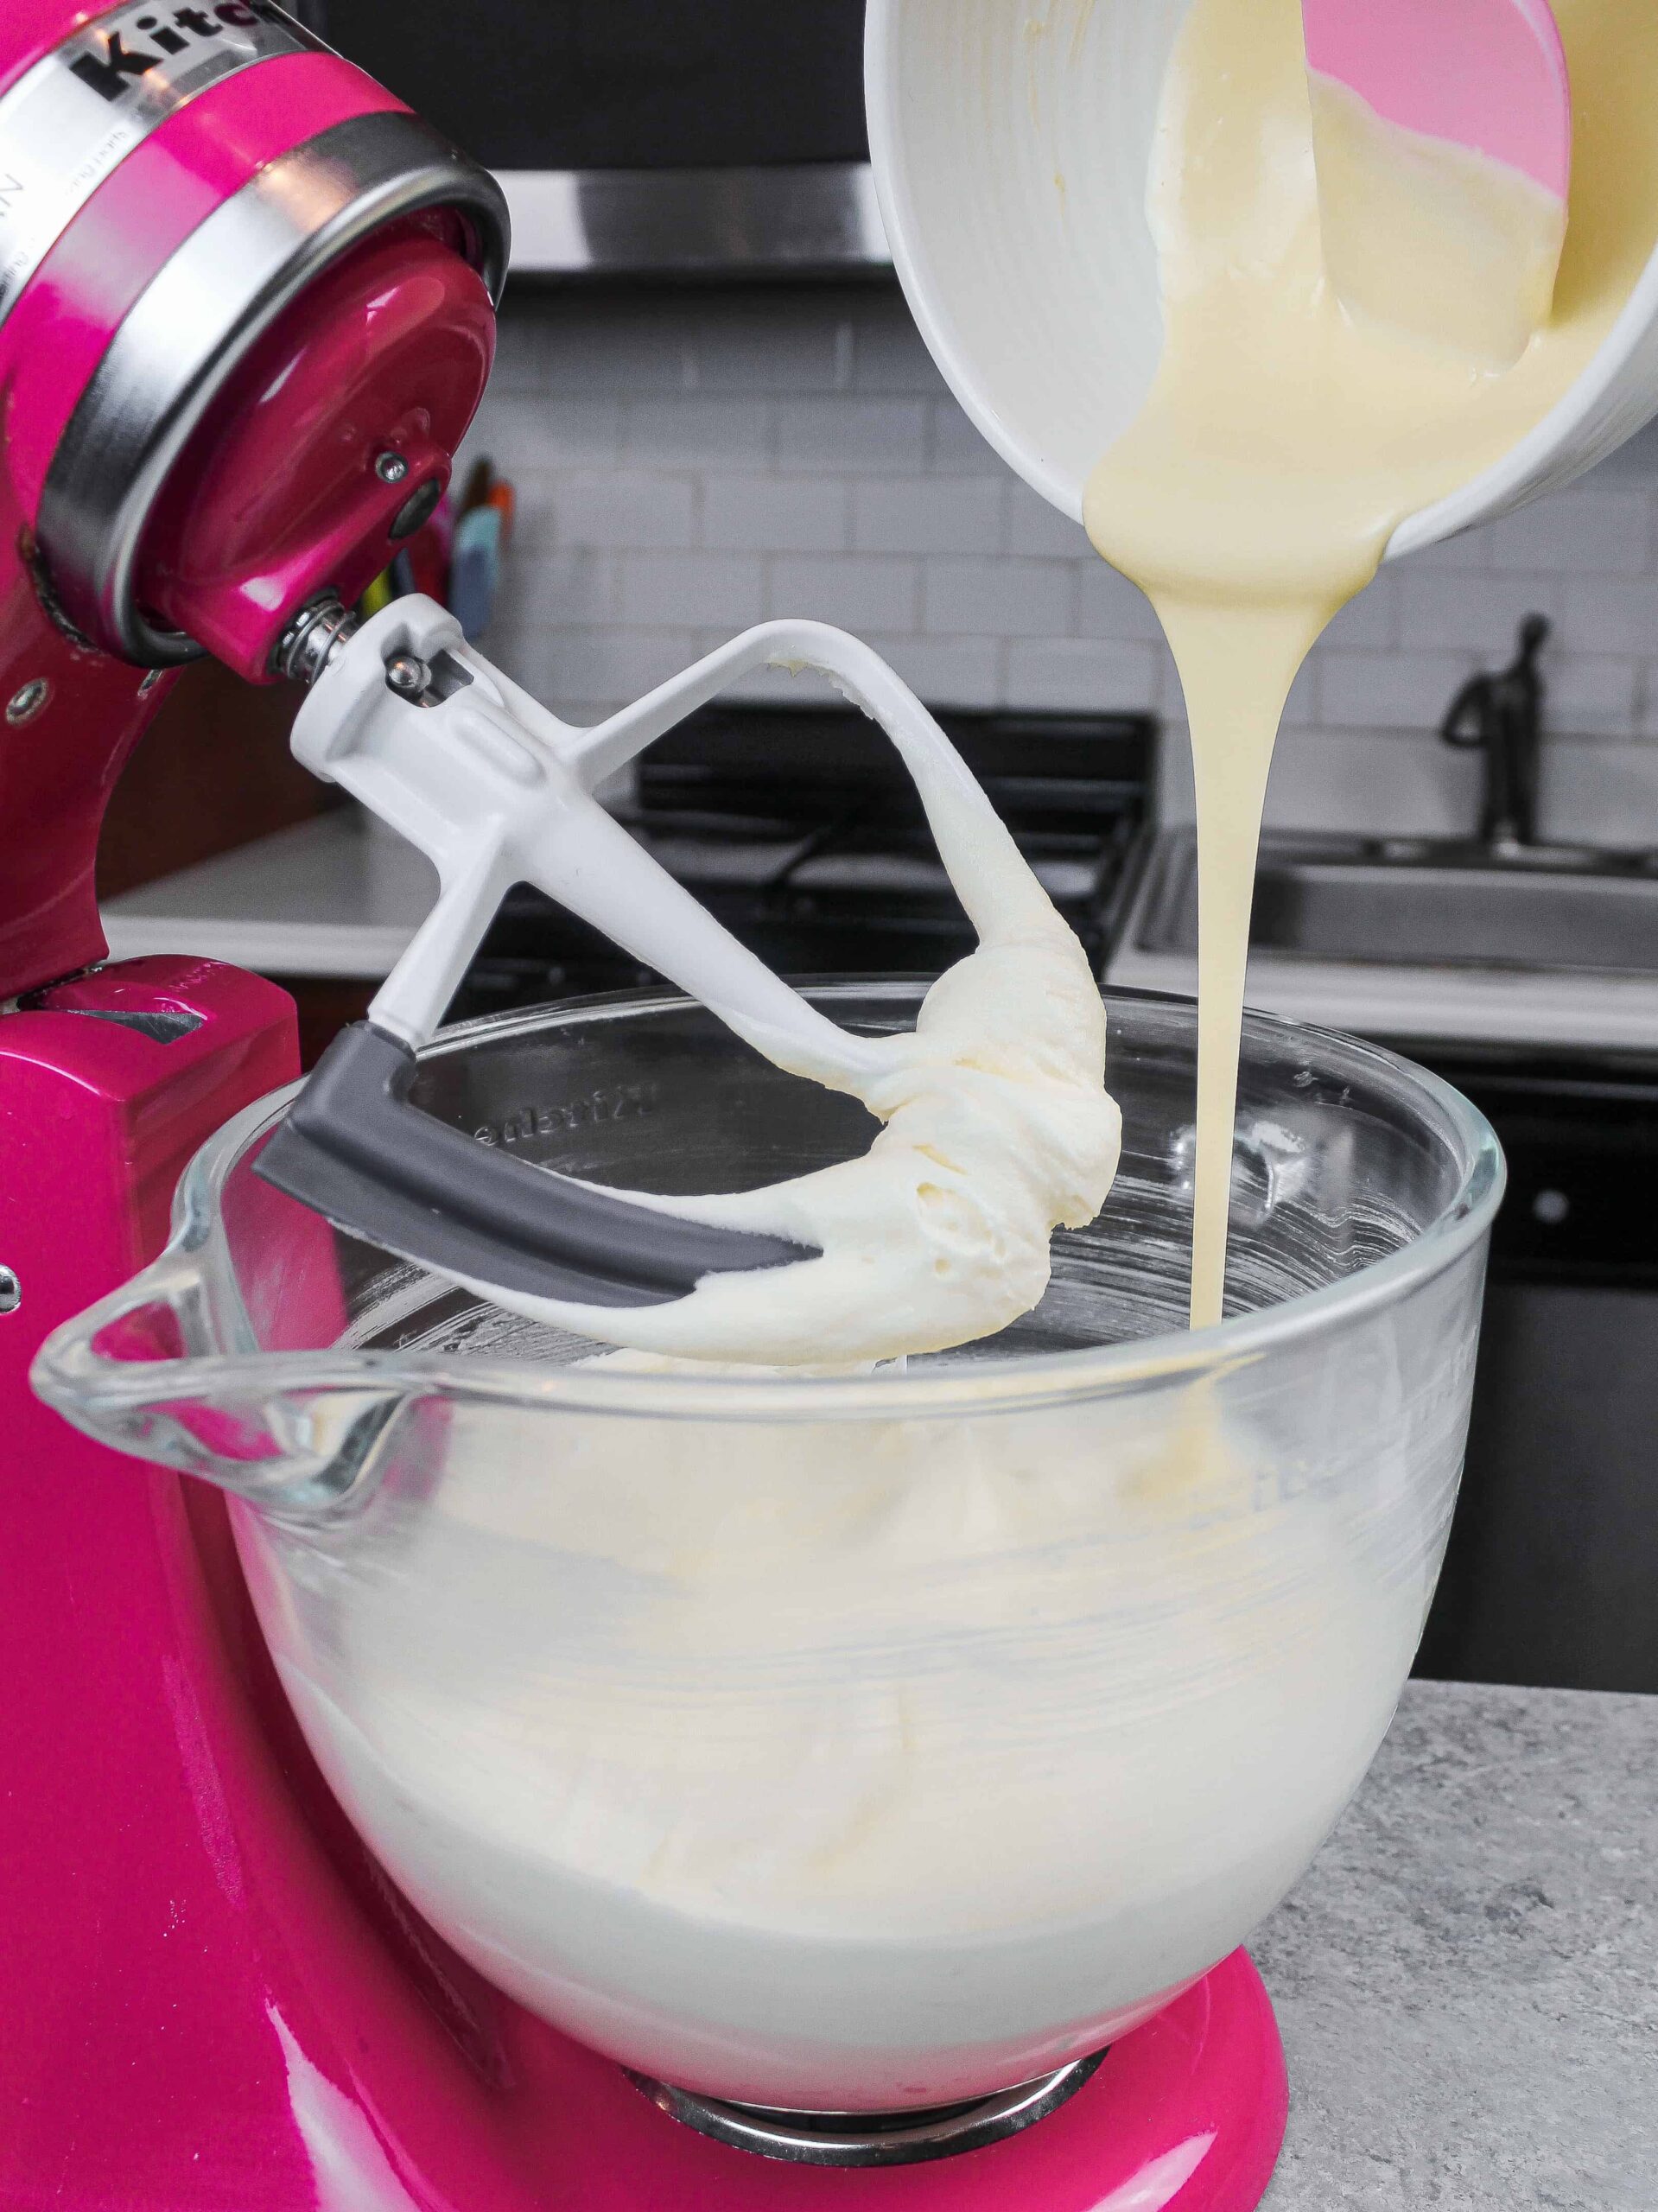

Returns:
1136,834,1658,976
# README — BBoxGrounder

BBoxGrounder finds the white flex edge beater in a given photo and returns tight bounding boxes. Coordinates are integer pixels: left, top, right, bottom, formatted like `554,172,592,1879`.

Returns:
256,596,1123,1366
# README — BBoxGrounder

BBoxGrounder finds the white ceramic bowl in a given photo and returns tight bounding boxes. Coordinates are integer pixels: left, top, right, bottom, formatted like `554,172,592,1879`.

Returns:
866,0,1658,556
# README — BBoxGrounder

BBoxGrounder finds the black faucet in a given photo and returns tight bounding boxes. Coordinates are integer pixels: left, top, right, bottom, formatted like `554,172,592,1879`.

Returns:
1440,613,1550,850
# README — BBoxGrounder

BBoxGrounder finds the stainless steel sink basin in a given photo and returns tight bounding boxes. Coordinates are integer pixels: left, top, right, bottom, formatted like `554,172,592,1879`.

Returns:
1137,834,1658,976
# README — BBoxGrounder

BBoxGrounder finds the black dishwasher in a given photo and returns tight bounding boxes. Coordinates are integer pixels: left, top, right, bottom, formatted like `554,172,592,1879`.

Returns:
1412,1046,1658,1696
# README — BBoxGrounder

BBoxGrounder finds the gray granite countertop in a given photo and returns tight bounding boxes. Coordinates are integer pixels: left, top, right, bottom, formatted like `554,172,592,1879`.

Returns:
1255,1679,1656,2210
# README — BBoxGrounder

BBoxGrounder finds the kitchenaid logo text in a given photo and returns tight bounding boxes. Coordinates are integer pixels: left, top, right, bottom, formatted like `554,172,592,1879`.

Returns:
473,1084,658,1149
0,0,311,326
70,2,290,101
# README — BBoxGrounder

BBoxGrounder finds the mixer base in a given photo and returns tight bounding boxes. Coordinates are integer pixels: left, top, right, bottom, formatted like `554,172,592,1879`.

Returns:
627,2048,1110,2166
573,1951,1288,2209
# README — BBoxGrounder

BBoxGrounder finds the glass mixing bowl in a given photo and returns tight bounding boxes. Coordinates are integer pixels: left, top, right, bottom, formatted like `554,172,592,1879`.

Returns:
35,986,1502,2113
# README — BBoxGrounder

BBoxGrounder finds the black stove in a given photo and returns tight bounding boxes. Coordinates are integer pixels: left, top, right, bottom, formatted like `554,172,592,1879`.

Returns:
449,701,1155,1020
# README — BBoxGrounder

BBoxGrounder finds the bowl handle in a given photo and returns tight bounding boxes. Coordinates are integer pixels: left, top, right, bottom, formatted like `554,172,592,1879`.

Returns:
30,1253,402,1519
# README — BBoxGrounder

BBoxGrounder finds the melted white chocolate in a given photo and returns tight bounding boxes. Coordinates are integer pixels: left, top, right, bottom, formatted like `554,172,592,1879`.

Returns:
1086,0,1658,1327
460,793,1122,1367
1309,70,1566,372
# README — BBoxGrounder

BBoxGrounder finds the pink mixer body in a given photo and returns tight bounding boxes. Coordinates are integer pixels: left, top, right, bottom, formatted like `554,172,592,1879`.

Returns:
0,974,1293,2202
0,10,1289,2208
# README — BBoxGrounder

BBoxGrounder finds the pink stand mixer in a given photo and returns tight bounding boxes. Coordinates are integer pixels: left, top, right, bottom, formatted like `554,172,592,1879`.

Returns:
0,7,1293,2204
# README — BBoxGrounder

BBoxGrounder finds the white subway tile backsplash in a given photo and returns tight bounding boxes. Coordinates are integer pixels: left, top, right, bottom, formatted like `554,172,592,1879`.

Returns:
504,547,620,632
1400,570,1560,654
482,312,549,395
549,472,696,552
702,475,849,552
769,555,920,632
1483,493,1651,575
1401,524,1494,573
526,626,700,715
1075,559,1165,643
924,556,1072,639
1270,656,1321,728
1005,639,1160,712
1561,575,1658,657
696,302,851,392
1579,416,1658,485
1320,647,1476,730
475,295,1658,772
862,634,1003,709
1158,653,1318,728
1276,728,1486,840
929,400,1002,476
1318,575,1401,651
623,397,774,472
1540,653,1640,737
462,393,621,475
537,302,695,394
1543,736,1658,845
1006,480,1090,559
619,551,765,629
852,478,1004,555
850,298,950,393
778,397,931,474
1153,726,1197,822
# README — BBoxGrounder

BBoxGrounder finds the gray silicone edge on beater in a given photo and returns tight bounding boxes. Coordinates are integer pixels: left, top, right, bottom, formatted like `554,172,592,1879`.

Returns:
251,1022,816,1308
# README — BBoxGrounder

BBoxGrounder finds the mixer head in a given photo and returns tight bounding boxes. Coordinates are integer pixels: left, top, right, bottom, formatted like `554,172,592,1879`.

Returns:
0,1,508,678
0,1,514,1007
0,4,804,1298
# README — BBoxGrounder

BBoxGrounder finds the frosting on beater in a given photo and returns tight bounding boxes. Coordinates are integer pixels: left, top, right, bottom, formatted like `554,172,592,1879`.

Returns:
456,776,1123,1367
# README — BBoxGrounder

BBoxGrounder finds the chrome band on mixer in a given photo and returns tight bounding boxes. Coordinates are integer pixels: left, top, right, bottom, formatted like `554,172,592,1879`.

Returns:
36,111,509,665
0,1,324,327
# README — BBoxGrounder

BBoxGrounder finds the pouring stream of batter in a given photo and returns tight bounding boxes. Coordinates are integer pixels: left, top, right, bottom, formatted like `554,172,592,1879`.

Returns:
1086,0,1658,1326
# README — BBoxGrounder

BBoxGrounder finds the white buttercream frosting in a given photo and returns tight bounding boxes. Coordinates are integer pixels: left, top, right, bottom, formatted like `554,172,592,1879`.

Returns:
457,766,1123,1366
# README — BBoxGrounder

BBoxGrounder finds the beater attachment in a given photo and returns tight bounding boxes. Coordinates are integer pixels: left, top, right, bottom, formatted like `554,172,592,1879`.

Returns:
256,597,1046,1309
